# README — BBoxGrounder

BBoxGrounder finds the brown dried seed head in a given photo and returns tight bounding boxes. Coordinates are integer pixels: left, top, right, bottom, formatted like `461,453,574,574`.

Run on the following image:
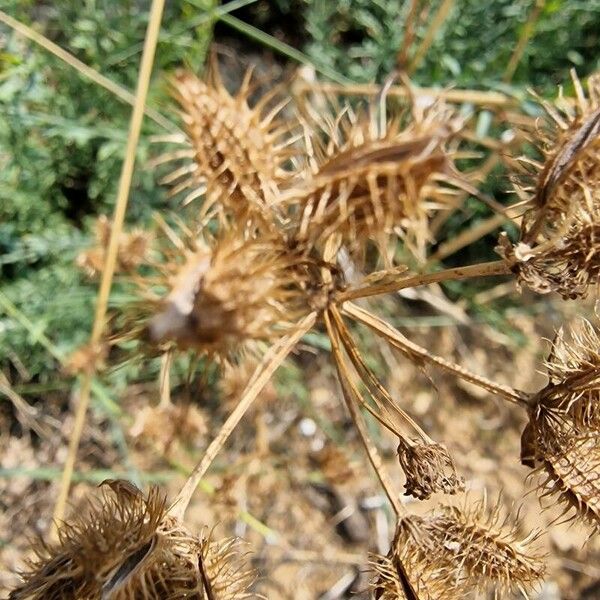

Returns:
373,499,544,599
159,67,296,225
499,73,600,299
287,99,460,258
76,215,152,279
396,438,464,500
132,229,309,359
9,482,254,600
521,318,600,531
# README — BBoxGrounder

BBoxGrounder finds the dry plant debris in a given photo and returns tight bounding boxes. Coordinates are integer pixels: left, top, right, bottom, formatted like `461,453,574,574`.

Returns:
10,60,600,599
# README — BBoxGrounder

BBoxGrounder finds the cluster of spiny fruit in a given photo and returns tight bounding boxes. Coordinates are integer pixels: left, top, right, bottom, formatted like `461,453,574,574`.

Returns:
11,66,600,599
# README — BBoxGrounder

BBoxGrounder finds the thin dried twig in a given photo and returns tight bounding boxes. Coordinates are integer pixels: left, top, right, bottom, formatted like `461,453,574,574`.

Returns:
408,0,455,74
169,311,317,521
325,310,409,528
503,0,546,83
51,0,166,538
338,259,511,302
343,302,529,405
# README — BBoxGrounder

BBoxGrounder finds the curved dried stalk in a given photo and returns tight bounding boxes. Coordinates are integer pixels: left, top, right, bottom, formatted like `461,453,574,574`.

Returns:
169,311,316,522
324,310,404,516
342,301,529,405
51,0,166,539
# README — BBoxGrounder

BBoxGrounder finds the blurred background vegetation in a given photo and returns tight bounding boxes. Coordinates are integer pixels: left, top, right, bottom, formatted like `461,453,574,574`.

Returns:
1,0,600,404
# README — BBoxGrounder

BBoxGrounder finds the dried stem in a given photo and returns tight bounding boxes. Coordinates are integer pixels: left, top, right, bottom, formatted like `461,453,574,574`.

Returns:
408,0,455,74
0,9,175,132
169,312,317,521
503,0,546,83
294,81,515,107
342,302,529,405
50,0,166,538
324,310,404,517
329,305,434,442
338,259,511,302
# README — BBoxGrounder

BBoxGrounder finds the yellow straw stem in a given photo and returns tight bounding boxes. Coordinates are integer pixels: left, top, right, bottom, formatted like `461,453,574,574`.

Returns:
408,0,455,74
169,312,317,522
503,0,546,83
50,0,166,539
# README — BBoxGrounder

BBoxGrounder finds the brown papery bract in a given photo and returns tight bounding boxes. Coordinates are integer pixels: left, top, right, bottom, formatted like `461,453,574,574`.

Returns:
9,482,254,599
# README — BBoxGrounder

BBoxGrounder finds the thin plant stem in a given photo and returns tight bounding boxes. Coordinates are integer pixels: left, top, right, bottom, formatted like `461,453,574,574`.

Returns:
396,0,421,71
337,259,512,302
169,311,317,521
0,9,175,133
50,0,166,538
503,0,546,83
324,311,404,516
293,80,515,107
343,302,530,406
408,0,455,74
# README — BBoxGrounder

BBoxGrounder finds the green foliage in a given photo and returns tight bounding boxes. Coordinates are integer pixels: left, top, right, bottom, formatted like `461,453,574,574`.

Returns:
304,0,600,90
304,0,405,83
0,0,216,381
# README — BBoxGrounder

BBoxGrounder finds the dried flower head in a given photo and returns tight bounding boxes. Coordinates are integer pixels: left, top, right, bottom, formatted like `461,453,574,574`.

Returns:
286,97,461,258
127,227,310,360
498,72,600,299
9,482,254,599
76,215,152,279
521,318,600,530
396,438,464,500
371,498,544,599
156,66,296,226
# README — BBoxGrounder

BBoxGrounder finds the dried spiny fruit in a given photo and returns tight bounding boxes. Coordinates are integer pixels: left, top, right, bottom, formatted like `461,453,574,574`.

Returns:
133,228,309,359
158,66,296,225
521,318,600,531
498,72,600,299
396,438,464,499
9,482,254,599
286,98,461,258
76,215,152,279
372,499,544,599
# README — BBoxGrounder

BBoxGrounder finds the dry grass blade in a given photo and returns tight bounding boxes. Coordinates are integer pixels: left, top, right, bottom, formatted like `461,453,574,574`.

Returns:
169,311,317,522
0,10,176,133
51,0,166,539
